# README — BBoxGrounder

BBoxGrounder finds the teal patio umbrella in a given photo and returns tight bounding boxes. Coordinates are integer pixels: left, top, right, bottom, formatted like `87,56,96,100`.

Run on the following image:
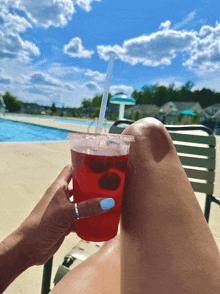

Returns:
179,109,197,116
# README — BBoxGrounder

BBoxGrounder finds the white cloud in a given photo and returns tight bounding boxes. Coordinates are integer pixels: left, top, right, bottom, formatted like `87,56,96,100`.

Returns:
64,37,94,58
159,20,171,30
97,24,197,66
97,20,220,75
85,69,106,81
83,81,101,92
13,0,75,28
27,72,75,91
173,11,196,29
48,63,85,78
29,72,61,86
1,6,32,34
110,85,134,95
0,3,40,62
26,87,49,96
0,0,99,63
193,73,220,92
0,68,13,85
183,22,220,74
76,0,101,12
10,0,101,28
0,77,11,84
148,77,183,89
0,59,97,108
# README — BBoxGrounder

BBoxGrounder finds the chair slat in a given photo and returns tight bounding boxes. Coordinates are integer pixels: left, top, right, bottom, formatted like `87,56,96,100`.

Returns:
179,156,216,170
184,168,215,182
190,182,214,194
108,126,125,134
174,144,216,158
169,132,216,146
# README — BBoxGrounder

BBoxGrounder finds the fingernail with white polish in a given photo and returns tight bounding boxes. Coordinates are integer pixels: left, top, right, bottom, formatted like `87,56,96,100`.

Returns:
101,198,115,210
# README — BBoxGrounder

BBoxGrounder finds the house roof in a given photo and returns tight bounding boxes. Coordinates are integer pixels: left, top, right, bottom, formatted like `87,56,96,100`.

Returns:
160,101,200,112
203,103,220,111
125,104,159,114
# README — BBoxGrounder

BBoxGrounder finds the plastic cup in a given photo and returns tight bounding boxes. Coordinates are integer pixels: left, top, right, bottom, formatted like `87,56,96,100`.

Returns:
66,132,134,242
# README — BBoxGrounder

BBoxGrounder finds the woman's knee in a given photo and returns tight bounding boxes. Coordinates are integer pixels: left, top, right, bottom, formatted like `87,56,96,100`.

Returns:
122,118,177,165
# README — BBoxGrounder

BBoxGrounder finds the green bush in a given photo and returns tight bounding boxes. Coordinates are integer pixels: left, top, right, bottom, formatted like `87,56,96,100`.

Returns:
177,114,183,124
134,111,141,121
111,112,119,120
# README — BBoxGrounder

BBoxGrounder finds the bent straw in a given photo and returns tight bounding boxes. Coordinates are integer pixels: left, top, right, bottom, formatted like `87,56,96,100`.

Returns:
96,53,115,134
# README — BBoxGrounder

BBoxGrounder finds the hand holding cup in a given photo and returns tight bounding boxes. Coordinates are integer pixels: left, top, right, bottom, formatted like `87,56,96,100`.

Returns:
16,165,115,266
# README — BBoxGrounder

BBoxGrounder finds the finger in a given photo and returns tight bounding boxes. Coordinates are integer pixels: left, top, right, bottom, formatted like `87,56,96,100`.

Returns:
65,188,74,201
56,165,73,184
72,198,115,221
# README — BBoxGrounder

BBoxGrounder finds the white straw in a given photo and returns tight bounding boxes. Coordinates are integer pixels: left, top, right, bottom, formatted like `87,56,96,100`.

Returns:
96,53,115,133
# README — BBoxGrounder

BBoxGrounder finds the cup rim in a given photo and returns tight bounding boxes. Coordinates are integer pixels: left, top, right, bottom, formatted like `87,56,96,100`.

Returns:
66,132,135,142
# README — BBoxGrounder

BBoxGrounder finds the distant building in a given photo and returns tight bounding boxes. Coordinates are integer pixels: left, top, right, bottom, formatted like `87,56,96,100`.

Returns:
125,104,159,119
156,101,205,124
202,103,220,134
105,104,119,120
203,103,220,119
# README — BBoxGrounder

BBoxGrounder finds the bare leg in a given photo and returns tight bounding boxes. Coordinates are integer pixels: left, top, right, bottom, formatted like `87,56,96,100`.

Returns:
50,234,120,294
51,117,220,294
121,118,220,294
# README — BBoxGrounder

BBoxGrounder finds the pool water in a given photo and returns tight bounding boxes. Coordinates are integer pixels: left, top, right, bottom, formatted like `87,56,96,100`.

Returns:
6,114,112,128
0,119,76,142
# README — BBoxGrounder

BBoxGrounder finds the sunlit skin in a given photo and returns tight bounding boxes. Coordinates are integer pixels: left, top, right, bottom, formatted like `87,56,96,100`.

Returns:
51,118,220,294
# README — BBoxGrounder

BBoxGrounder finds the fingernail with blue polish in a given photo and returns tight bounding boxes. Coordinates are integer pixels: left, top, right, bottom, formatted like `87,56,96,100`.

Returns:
101,198,115,210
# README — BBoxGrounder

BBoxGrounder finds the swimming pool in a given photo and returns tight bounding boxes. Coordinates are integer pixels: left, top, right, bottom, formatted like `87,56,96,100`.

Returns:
0,118,76,142
6,114,112,128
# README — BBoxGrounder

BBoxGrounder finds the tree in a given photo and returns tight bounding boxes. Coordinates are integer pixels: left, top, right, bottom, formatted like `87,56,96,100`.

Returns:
193,88,215,108
178,81,194,102
2,91,22,113
81,98,92,108
141,84,159,104
91,93,112,107
184,81,194,91
132,90,142,104
154,86,169,106
91,94,102,107
51,103,57,115
93,108,100,118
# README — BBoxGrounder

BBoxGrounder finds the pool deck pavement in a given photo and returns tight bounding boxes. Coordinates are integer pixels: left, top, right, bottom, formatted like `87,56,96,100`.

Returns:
0,117,220,293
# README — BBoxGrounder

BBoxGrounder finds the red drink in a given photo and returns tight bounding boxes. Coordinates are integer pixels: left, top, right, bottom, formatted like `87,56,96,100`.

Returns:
71,147,128,241
66,133,134,242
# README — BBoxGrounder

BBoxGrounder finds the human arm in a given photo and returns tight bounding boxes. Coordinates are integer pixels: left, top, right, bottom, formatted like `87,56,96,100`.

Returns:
0,165,115,293
0,229,32,293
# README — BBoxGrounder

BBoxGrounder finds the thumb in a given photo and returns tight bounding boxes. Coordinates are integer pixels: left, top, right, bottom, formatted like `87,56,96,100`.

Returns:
70,198,115,221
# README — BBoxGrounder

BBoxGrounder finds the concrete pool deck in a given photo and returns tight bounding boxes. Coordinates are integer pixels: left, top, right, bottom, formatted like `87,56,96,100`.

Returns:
0,118,220,293
0,140,82,294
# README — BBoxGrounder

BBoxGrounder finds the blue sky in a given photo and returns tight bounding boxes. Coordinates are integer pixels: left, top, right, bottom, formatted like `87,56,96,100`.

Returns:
0,0,220,108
